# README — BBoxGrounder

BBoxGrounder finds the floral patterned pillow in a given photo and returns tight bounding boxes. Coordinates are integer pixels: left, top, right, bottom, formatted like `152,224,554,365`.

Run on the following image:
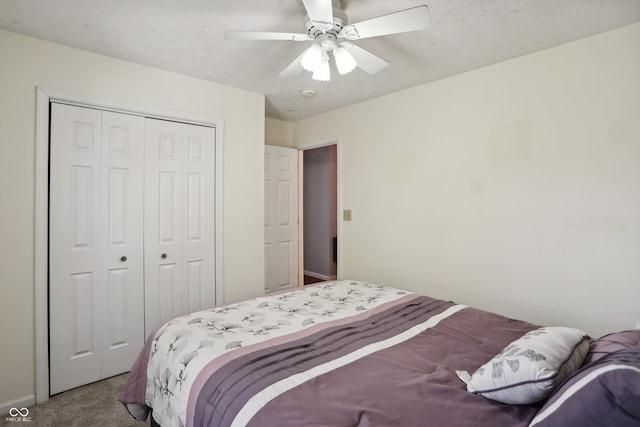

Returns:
466,327,589,404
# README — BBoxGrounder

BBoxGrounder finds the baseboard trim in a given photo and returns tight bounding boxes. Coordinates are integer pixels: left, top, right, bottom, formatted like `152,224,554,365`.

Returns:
303,271,331,281
0,395,36,416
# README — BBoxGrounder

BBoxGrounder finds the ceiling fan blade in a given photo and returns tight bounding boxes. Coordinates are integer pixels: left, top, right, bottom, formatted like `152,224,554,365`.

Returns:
279,51,306,78
341,5,430,40
224,31,312,41
301,0,334,25
347,44,389,75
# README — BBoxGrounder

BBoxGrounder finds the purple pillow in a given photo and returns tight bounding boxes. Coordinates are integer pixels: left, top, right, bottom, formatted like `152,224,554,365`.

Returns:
584,329,640,365
530,346,640,427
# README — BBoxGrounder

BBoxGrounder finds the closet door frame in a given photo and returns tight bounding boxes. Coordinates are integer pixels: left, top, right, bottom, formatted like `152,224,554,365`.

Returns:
34,86,225,404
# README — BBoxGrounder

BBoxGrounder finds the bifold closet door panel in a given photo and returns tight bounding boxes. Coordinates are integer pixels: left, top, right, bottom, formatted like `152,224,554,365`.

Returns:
144,119,216,337
49,104,145,394
50,104,103,394
100,111,145,378
144,119,184,337
181,124,215,313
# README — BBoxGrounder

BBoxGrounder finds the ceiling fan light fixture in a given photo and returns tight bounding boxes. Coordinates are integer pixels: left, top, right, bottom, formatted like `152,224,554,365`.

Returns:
301,43,323,72
334,44,357,75
312,55,331,81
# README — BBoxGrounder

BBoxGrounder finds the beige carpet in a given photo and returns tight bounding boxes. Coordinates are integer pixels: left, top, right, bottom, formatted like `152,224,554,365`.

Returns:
2,373,143,427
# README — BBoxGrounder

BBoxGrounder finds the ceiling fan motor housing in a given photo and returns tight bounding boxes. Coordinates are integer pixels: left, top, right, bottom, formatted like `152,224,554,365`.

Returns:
304,7,348,41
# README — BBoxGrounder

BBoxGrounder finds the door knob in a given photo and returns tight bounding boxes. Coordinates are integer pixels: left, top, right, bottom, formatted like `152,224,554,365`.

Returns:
120,256,127,262
161,253,167,259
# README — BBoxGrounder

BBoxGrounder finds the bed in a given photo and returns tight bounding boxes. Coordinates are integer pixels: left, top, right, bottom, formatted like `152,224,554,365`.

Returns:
119,280,640,427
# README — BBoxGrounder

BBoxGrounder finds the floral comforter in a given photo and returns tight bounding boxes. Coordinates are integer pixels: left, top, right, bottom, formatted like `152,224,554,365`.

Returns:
119,280,540,427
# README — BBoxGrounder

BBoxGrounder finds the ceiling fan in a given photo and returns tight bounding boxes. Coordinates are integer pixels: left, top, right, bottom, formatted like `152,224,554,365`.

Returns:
224,0,431,81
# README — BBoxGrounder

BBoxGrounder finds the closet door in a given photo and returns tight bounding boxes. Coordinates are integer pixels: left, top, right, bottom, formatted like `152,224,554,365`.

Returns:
182,125,215,312
144,119,215,337
100,111,145,378
144,119,184,336
49,104,144,394
50,104,102,394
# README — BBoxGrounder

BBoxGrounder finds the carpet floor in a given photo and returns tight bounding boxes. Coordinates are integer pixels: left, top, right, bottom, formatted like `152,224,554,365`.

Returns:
2,373,143,427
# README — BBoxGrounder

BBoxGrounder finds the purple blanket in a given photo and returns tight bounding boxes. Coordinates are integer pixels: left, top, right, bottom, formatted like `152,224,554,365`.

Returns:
119,281,540,426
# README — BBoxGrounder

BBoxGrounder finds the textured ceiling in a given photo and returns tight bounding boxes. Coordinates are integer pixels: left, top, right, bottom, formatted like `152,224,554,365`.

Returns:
0,0,638,122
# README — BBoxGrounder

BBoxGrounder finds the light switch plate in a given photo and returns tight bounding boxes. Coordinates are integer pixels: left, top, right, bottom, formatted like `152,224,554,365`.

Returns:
343,209,352,221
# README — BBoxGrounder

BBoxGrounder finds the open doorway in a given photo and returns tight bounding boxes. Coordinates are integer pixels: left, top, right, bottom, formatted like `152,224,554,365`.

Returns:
301,144,337,285
263,140,341,291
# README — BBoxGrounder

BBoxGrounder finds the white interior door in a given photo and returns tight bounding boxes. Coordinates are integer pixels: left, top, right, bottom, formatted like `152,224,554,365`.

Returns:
145,119,215,337
181,124,216,312
144,119,183,336
50,104,102,394
264,145,299,293
49,104,144,394
100,111,145,378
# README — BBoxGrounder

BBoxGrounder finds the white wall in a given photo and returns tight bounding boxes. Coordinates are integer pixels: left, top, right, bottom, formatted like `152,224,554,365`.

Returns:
265,117,294,147
293,23,640,338
0,30,265,407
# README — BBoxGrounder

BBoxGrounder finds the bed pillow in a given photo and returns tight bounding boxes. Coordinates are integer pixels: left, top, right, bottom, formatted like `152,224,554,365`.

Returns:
583,329,640,365
467,326,589,404
530,346,640,426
